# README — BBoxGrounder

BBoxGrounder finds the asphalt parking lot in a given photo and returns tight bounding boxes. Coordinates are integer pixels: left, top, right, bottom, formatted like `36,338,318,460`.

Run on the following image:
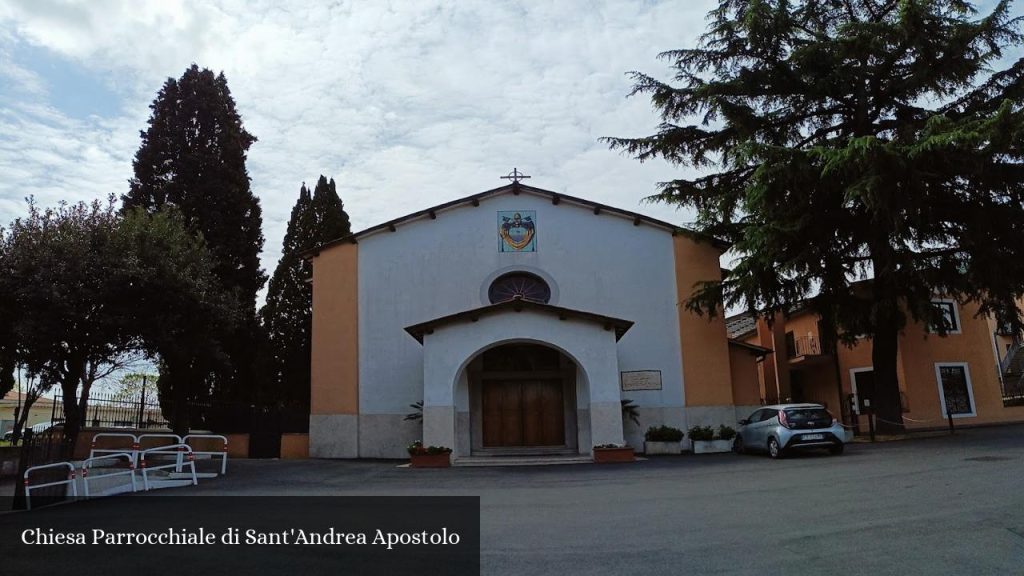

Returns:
167,424,1024,575
5,425,1023,575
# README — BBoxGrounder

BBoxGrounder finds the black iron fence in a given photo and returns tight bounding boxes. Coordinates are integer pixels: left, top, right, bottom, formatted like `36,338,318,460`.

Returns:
50,390,170,430
12,425,71,510
46,391,308,438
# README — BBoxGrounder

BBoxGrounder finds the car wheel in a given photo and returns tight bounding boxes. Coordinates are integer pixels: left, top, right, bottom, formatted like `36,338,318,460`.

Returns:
828,443,844,456
733,435,745,455
767,437,784,459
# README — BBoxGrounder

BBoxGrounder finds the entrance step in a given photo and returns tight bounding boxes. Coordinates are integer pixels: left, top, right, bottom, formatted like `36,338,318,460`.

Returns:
453,455,592,467
471,446,577,456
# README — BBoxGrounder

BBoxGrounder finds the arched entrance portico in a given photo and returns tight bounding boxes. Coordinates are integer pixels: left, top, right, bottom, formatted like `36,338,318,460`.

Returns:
405,299,633,459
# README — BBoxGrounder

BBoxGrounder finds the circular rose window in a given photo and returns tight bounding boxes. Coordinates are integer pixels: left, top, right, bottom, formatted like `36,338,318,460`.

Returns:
488,272,551,304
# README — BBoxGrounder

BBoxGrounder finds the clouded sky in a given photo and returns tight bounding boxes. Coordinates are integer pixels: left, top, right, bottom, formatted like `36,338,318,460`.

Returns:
0,0,721,293
1,0,1020,303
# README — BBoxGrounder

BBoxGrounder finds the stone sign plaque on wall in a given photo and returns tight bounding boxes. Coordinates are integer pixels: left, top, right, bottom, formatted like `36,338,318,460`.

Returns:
620,370,662,391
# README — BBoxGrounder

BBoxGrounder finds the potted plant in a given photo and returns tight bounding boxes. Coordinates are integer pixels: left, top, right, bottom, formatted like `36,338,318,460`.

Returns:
407,441,452,468
688,425,735,454
593,443,635,463
644,425,684,455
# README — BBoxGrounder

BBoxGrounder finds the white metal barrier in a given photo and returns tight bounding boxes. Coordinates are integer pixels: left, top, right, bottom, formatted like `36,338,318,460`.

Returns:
137,433,183,450
81,453,137,498
138,434,185,473
183,434,229,476
24,462,77,511
139,444,198,491
89,433,140,463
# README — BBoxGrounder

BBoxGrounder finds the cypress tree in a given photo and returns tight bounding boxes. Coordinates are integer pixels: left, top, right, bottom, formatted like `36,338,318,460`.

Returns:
123,64,266,415
261,176,351,409
309,176,352,245
606,1,1024,431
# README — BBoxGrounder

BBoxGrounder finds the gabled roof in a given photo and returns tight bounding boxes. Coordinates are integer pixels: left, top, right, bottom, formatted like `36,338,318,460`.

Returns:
725,312,758,339
404,297,635,344
304,181,729,257
725,300,820,338
0,391,56,405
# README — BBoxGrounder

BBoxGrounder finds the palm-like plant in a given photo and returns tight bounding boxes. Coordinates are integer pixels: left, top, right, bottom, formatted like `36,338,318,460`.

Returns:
620,399,640,426
404,401,423,421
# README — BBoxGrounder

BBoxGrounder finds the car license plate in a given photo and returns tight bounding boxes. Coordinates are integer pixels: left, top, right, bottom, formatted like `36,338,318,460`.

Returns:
802,434,824,440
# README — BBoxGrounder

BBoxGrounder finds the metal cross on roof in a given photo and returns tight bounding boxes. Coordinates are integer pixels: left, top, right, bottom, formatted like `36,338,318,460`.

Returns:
500,168,531,183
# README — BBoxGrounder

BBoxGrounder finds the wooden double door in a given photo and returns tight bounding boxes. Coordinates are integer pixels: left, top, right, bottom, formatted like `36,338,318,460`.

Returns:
481,378,565,447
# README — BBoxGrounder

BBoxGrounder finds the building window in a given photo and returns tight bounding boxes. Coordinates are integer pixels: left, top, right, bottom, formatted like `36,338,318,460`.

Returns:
488,272,551,304
934,363,976,418
929,300,961,334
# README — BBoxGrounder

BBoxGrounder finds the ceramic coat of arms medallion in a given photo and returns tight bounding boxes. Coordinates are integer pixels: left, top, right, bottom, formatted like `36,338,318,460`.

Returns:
498,210,536,252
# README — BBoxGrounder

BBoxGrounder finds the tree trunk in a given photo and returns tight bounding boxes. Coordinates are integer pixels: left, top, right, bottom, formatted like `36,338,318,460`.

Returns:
12,399,32,442
870,246,905,434
78,379,94,428
169,359,191,437
59,378,81,459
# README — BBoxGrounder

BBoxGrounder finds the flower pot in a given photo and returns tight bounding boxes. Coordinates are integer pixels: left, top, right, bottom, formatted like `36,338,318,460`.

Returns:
410,452,451,468
691,439,733,454
644,440,682,455
593,446,635,463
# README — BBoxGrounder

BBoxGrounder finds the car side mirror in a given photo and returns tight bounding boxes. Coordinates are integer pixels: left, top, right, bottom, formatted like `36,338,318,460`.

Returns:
738,419,750,426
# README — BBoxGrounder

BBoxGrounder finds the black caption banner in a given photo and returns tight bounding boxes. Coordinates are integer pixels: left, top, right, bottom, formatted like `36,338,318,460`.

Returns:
0,496,480,576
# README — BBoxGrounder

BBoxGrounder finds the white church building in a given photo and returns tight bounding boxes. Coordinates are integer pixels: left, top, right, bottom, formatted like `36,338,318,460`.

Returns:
306,180,767,459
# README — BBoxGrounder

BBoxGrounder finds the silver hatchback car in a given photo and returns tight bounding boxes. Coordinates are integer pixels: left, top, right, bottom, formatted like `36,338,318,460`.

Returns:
734,403,847,458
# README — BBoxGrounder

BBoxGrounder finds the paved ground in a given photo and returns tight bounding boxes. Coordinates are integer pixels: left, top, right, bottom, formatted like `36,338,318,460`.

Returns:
6,425,1024,574
175,425,1024,575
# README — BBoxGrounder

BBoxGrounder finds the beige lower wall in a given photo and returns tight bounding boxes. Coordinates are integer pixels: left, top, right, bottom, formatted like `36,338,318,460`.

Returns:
685,405,740,430
357,414,422,459
310,414,358,458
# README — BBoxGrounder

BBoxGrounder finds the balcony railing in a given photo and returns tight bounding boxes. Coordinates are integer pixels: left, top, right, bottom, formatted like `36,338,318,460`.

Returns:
1000,340,1023,375
787,335,822,358
1003,373,1024,407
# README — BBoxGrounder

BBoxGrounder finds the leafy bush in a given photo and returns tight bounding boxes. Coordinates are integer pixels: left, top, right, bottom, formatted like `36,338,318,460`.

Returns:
687,425,715,441
406,441,452,455
688,425,737,441
594,443,629,449
645,425,684,442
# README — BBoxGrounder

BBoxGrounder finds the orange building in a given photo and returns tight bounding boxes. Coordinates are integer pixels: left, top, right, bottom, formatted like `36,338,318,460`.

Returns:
726,299,1024,433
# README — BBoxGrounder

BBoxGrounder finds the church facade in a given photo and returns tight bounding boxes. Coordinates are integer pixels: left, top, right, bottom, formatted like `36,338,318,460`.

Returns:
307,182,765,459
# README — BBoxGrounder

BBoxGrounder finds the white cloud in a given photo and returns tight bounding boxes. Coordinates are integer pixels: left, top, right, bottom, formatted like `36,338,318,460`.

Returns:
0,0,722,300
